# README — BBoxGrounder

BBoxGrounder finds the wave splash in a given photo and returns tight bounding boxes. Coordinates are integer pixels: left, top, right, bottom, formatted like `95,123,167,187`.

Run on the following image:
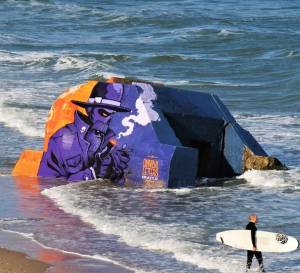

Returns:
239,169,300,188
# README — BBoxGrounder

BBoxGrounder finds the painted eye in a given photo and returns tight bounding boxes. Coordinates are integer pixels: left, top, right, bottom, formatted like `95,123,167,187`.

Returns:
94,130,104,138
98,109,110,117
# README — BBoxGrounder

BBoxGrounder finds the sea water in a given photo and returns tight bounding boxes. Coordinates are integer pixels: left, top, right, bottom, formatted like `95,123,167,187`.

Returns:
0,1,300,272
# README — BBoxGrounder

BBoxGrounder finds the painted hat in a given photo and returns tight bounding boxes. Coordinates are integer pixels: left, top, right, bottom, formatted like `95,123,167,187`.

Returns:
71,82,130,112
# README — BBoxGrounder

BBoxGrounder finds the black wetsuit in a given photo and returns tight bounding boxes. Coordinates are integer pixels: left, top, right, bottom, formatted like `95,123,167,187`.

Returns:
246,222,265,272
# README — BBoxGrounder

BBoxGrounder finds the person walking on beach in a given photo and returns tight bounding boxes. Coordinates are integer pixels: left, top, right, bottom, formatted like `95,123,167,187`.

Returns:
246,214,266,272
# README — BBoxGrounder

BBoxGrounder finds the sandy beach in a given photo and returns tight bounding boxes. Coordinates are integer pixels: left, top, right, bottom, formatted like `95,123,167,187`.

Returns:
0,248,50,273
0,176,136,273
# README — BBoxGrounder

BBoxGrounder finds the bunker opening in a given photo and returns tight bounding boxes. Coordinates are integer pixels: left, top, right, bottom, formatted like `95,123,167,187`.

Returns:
163,112,235,178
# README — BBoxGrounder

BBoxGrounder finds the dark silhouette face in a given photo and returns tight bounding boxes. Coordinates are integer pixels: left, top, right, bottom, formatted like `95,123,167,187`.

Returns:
86,107,115,124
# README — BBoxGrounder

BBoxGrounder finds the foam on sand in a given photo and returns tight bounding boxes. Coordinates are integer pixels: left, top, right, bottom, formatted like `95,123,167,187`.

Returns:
0,228,136,273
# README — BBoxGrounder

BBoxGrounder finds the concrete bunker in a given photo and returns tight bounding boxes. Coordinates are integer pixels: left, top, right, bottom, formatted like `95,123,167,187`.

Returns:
13,79,286,188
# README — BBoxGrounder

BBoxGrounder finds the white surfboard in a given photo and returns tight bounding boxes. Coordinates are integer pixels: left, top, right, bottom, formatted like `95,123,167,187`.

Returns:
216,230,299,253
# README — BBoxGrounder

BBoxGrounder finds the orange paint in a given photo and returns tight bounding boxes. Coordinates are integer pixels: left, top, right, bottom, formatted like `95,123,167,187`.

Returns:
109,138,117,146
142,157,159,180
12,150,43,177
12,80,99,177
43,80,98,151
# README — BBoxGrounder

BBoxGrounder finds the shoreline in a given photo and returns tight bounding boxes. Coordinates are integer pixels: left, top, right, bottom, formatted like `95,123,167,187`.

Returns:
0,176,135,273
0,247,50,273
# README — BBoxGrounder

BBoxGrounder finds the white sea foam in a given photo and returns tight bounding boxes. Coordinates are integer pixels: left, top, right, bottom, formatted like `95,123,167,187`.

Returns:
54,55,101,71
0,229,35,240
0,50,53,67
42,184,245,273
162,79,190,86
239,169,300,189
145,187,194,195
236,112,300,187
218,29,242,36
5,0,51,7
235,113,300,168
0,50,113,74
287,51,300,58
0,218,31,224
109,14,130,23
96,71,127,80
0,97,45,138
239,170,287,188
166,188,194,195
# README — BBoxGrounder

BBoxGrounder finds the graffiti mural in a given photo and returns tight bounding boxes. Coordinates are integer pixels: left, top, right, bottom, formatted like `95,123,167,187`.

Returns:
38,82,131,184
14,78,279,187
22,80,175,187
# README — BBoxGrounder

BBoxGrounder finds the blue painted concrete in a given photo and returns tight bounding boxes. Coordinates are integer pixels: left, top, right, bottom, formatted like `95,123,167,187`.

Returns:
34,81,275,187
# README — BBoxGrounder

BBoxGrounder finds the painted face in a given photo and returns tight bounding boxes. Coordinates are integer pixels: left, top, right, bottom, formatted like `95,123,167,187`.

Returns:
85,120,108,161
87,107,115,124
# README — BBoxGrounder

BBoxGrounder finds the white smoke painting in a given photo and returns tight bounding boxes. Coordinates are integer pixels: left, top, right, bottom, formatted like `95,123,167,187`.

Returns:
117,83,160,139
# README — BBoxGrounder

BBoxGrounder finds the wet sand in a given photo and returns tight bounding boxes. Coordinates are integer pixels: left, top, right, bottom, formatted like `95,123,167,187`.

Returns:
0,247,50,273
0,176,135,273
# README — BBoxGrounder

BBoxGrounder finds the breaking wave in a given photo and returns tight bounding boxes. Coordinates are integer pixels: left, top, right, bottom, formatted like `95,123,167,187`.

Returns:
0,50,115,73
0,97,45,138
0,50,54,68
53,55,103,72
42,183,245,273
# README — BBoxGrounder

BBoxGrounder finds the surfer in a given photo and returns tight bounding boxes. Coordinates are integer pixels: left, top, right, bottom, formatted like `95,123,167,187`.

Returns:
246,214,265,272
